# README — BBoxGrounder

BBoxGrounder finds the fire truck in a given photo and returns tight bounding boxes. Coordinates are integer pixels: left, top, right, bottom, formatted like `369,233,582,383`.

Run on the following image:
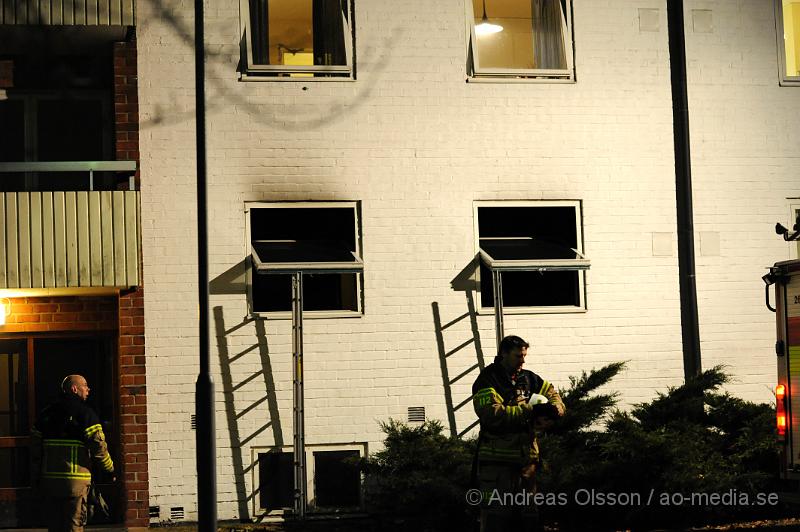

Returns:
764,219,800,480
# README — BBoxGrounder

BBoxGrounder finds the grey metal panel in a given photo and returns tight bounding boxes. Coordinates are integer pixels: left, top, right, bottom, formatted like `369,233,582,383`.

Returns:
74,0,85,24
0,196,5,288
124,191,138,286
100,191,113,285
0,161,137,172
63,0,73,24
76,192,90,285
88,191,102,286
17,193,31,288
65,192,78,286
86,0,97,24
29,192,43,288
0,0,136,25
5,195,18,288
54,191,67,287
42,192,56,288
40,0,51,27
98,0,108,25
112,191,125,285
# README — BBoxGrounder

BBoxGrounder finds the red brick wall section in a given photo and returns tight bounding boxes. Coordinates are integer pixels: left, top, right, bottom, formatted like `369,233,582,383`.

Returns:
113,34,139,189
119,288,148,527
0,296,117,332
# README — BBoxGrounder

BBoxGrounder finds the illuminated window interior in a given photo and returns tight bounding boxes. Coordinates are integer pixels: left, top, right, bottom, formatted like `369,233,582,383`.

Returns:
470,0,570,74
783,0,800,78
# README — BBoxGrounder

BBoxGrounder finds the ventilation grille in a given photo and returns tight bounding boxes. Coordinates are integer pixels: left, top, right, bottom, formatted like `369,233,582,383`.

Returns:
407,406,425,423
148,506,160,519
170,507,184,520
190,414,197,430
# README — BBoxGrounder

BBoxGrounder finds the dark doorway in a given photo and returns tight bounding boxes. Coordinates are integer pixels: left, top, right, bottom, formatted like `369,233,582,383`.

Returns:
0,335,118,527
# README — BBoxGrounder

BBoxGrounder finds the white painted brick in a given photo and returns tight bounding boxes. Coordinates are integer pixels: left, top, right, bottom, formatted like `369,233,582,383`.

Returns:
138,0,800,520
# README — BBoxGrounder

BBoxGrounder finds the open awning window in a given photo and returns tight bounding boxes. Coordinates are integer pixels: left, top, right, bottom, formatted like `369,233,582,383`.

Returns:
252,240,364,274
479,237,590,271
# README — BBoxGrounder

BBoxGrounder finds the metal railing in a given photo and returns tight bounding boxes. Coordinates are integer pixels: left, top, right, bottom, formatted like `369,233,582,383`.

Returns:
0,161,138,191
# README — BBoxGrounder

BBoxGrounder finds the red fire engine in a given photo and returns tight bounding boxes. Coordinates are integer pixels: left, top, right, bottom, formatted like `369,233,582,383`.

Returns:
765,218,800,480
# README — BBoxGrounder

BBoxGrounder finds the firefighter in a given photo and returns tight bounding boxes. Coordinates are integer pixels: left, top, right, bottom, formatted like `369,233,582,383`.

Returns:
472,335,565,532
31,375,115,532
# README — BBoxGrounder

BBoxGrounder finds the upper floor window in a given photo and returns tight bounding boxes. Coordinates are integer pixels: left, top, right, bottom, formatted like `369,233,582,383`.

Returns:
777,0,800,85
241,0,355,79
467,0,574,81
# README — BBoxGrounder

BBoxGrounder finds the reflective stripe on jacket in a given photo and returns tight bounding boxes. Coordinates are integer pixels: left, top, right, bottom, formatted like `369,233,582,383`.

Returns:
472,362,565,465
31,396,114,497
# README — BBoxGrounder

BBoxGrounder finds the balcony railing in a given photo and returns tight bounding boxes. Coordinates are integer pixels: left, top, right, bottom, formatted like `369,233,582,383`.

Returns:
0,161,140,290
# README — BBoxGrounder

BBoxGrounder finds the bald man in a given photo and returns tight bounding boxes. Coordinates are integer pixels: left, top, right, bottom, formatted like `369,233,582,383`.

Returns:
31,375,115,532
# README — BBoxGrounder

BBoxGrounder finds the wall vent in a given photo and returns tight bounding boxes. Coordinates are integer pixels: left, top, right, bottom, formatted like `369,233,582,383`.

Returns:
407,406,425,423
190,414,197,430
148,506,160,519
170,507,184,520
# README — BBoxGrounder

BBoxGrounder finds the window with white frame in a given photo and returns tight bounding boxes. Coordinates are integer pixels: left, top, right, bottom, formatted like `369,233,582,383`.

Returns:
776,0,800,85
253,444,364,515
241,0,355,78
467,0,574,80
474,200,586,312
246,202,363,316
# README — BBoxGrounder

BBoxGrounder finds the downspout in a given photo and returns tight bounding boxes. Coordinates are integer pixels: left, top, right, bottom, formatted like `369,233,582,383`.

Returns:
667,0,702,380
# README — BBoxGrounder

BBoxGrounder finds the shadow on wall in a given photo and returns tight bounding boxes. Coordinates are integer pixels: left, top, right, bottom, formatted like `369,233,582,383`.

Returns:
432,256,487,439
211,260,284,521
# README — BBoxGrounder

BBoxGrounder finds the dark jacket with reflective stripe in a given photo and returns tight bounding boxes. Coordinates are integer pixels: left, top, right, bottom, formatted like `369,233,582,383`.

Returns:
472,361,565,465
31,395,114,496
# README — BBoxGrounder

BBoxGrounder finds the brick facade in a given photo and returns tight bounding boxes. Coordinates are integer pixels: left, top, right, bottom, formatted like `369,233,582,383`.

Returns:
1,296,117,332
114,30,148,528
119,288,148,527
114,34,140,189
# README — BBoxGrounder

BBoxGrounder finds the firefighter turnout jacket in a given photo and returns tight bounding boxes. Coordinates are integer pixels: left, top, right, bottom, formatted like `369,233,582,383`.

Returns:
472,361,565,465
31,395,114,497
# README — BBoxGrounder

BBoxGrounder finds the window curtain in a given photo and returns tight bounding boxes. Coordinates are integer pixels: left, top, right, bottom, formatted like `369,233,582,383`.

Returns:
249,0,269,64
531,0,567,70
312,0,346,66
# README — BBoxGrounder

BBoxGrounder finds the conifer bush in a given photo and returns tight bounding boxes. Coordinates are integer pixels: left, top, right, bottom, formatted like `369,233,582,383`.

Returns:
360,364,780,531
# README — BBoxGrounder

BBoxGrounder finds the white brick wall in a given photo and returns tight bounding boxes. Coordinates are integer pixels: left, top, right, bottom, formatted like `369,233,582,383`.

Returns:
137,0,800,521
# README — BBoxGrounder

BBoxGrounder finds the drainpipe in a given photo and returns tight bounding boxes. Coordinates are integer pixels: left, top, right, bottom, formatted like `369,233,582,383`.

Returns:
667,0,702,380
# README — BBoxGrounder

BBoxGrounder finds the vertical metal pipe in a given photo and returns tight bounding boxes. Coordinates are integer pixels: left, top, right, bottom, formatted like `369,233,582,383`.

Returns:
492,269,504,352
194,0,217,528
667,0,702,380
292,273,307,518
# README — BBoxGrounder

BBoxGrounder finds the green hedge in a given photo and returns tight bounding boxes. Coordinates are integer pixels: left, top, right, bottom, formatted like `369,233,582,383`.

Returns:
359,364,783,531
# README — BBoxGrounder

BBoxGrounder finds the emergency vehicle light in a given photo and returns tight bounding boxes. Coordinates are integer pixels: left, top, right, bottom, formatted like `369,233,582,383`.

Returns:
776,385,787,438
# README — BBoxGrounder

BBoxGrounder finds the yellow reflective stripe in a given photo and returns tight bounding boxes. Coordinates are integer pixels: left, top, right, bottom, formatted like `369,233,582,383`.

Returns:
101,455,114,470
539,380,550,395
43,472,92,479
474,388,500,407
85,424,103,437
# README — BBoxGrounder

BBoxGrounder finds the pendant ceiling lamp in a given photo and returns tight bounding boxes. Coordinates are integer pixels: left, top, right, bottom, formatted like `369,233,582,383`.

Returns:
475,0,503,35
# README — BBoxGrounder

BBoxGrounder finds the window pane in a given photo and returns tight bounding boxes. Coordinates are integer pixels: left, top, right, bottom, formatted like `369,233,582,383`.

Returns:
0,341,28,437
251,0,347,67
258,451,294,510
314,450,360,507
253,272,358,312
480,266,580,308
0,100,25,162
473,0,567,71
785,0,800,77
0,447,30,488
477,206,577,248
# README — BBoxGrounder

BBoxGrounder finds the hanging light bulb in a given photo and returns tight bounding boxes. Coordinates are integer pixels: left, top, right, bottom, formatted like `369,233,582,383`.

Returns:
475,0,503,35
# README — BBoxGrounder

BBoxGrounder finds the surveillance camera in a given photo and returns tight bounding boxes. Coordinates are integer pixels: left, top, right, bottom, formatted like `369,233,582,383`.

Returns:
776,223,788,235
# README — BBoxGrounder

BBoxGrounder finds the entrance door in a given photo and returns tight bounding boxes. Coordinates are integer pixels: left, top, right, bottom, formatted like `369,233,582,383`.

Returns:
0,336,117,527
